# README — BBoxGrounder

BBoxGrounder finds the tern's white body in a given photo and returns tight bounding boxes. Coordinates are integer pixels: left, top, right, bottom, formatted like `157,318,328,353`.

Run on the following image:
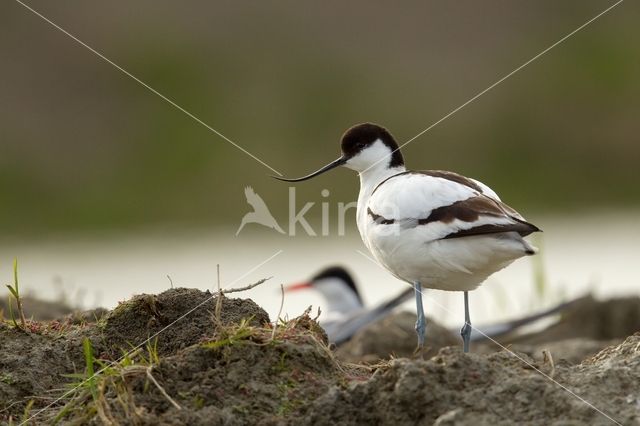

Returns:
353,140,536,292
313,276,364,322
286,266,414,344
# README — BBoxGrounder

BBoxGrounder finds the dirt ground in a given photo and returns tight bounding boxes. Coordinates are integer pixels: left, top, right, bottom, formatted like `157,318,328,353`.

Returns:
1,289,639,425
338,295,640,365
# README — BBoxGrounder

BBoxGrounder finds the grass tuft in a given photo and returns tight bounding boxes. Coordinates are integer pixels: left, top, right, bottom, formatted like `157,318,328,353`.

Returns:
203,316,255,350
5,258,27,330
83,338,98,403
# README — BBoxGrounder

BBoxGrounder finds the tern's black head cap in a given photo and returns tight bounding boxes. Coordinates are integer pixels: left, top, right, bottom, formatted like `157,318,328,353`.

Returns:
312,266,362,304
340,123,404,168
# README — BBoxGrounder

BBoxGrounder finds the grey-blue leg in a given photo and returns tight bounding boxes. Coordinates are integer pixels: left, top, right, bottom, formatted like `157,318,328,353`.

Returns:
414,281,426,351
460,291,472,353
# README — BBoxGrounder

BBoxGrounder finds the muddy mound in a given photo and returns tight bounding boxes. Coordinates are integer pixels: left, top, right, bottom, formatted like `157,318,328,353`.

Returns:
0,289,271,422
307,334,640,425
90,316,341,425
101,288,270,357
502,337,622,365
3,290,640,425
0,323,80,411
337,311,458,362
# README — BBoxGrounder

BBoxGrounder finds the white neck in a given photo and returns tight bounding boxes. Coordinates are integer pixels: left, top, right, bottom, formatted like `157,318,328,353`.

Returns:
341,139,406,241
314,278,363,314
356,163,406,240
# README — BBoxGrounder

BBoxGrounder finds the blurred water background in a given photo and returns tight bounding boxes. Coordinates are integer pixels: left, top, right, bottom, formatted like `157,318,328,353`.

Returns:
1,1,638,325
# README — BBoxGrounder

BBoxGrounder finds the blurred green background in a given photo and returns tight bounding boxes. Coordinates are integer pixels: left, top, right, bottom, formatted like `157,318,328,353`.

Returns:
1,0,638,237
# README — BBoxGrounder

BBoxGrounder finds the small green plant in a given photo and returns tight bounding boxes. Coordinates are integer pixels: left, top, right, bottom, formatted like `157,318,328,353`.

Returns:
83,338,99,403
54,339,107,424
203,317,255,350
53,337,183,424
192,394,205,409
21,399,35,424
272,352,288,374
5,258,27,330
146,337,160,365
276,379,297,416
0,372,15,385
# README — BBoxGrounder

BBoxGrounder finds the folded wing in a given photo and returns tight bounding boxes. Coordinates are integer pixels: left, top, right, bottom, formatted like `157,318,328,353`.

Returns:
367,171,540,241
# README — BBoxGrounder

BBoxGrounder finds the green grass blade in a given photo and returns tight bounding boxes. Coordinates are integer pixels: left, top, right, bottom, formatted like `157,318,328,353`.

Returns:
7,296,18,328
6,285,18,299
83,338,98,402
21,399,35,423
13,258,18,294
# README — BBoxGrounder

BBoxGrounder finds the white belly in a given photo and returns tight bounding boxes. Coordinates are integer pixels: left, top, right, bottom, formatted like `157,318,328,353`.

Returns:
363,221,529,291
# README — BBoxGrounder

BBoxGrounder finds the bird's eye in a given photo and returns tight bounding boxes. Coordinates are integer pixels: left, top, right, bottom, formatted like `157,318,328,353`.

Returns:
356,142,366,149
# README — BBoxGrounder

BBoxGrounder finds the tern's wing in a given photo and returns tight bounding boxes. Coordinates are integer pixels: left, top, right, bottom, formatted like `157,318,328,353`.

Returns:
330,288,414,345
368,171,539,241
366,287,414,319
466,297,584,342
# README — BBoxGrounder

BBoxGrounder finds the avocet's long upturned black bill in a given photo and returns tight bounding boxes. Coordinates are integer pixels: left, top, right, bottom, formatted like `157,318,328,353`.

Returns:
272,157,347,182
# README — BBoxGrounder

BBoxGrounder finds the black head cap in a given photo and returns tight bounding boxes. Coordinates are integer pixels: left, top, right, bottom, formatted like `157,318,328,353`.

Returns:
312,266,362,304
340,123,404,168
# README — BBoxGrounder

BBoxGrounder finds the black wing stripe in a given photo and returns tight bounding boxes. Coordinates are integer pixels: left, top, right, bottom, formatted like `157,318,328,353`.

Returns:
367,208,395,224
442,222,539,239
367,195,541,238
417,196,503,226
